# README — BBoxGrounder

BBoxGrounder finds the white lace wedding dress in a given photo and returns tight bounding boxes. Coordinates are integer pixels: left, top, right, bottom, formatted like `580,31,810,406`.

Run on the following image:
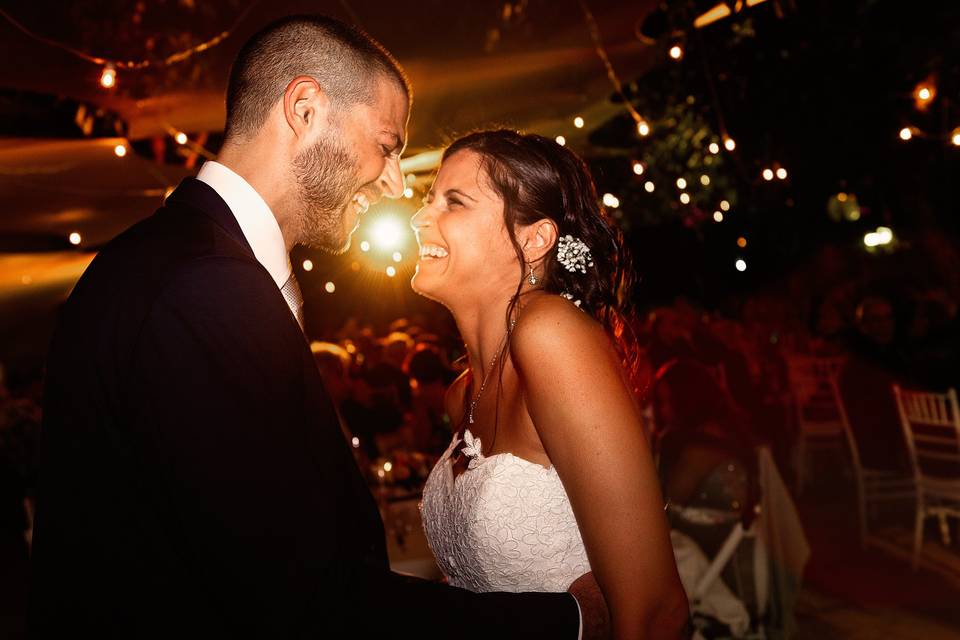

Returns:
420,428,591,592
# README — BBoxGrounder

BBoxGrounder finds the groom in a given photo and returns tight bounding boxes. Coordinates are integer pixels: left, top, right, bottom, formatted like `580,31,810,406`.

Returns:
30,14,607,639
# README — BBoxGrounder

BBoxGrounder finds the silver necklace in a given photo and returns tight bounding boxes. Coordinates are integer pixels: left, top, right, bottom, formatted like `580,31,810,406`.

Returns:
467,319,516,425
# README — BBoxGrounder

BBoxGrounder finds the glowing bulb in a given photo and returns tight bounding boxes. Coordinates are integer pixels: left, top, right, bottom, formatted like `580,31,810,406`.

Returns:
952,130,960,146
864,232,880,247
351,436,360,448
113,144,127,157
723,137,736,151
99,64,117,89
720,200,731,211
737,236,747,248
302,259,314,271
555,135,566,146
325,281,336,293
360,240,371,252
174,132,188,145
403,187,414,198
700,175,710,186
713,211,724,222
679,193,691,204
676,178,687,190
735,259,747,272
632,162,644,175
708,142,720,154
573,116,585,128
68,232,82,246
637,121,651,137
762,168,774,181
899,127,913,141
377,469,385,479
383,461,393,472
669,45,684,60
602,193,620,208
776,167,788,180
918,87,932,101
644,181,655,192
875,226,893,245
386,266,397,277
392,251,402,262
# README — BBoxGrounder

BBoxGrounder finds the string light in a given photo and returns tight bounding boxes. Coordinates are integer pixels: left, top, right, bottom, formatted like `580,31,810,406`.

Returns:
68,232,82,246
325,281,336,293
302,259,314,272
555,135,567,146
676,178,687,189
632,161,644,175
735,259,747,272
762,168,774,181
679,193,691,204
602,193,620,208
723,136,736,151
952,128,960,146
574,116,585,128
720,200,731,211
700,175,710,186
913,82,936,110
99,64,116,89
174,132,188,145
776,167,788,180
383,461,393,472
637,120,651,136
351,436,360,448
713,211,724,222
669,44,684,60
899,127,913,141
737,236,747,248
708,142,720,154
644,181,655,192
113,144,127,157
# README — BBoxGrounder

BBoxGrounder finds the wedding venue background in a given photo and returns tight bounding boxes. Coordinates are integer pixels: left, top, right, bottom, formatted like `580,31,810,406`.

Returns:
2,0,960,638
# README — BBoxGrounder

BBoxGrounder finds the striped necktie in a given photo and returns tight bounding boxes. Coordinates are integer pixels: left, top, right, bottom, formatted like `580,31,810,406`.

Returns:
280,272,305,333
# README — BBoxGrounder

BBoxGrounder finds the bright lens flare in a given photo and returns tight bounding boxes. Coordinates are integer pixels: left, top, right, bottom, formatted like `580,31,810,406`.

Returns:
637,121,651,137
114,144,127,157
175,132,188,145
899,127,913,141
370,217,404,250
385,266,397,277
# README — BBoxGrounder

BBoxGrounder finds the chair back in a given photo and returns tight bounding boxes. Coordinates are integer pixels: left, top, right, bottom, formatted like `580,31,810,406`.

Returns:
892,386,960,481
828,376,864,473
786,355,846,435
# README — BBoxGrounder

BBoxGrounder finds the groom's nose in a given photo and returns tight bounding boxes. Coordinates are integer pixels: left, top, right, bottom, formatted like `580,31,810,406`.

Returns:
378,155,404,200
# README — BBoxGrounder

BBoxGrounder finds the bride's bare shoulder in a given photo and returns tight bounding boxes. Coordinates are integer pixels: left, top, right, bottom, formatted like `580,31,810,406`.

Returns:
510,293,612,369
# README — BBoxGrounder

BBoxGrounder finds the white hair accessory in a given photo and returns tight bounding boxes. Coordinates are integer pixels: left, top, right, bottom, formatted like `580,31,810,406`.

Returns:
557,235,593,274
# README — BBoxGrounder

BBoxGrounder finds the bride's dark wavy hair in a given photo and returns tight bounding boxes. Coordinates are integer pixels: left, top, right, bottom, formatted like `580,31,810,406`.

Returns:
443,129,640,390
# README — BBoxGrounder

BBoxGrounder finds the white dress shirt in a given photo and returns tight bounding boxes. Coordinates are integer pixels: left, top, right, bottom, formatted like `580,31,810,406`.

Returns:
196,160,291,289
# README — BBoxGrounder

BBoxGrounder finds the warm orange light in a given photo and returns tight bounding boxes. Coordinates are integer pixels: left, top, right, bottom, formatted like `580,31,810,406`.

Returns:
723,136,736,151
762,168,774,181
637,120,651,137
669,45,684,60
899,127,913,141
100,65,117,89
737,236,747,248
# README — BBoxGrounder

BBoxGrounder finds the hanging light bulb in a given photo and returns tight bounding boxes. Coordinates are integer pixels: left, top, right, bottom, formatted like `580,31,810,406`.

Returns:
952,128,960,146
113,144,127,157
708,142,720,154
776,167,788,180
632,161,644,175
555,135,567,146
762,168,774,181
669,44,684,60
713,211,724,222
573,116,585,128
637,120,651,137
679,193,691,204
100,64,117,89
676,178,687,190
723,136,736,151
899,127,913,141
644,181,655,193
174,132,188,145
700,175,710,186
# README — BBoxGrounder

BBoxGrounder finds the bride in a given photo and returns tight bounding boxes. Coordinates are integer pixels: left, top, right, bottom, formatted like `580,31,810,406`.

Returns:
412,130,688,639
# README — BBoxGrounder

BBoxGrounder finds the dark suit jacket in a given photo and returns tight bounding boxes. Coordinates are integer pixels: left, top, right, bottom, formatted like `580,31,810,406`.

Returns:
29,178,579,638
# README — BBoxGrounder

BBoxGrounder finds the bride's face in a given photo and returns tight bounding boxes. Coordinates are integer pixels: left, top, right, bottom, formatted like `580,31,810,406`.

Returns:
410,150,520,308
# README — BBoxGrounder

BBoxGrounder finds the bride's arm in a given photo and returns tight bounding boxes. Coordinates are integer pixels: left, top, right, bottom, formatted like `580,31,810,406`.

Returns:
511,297,688,640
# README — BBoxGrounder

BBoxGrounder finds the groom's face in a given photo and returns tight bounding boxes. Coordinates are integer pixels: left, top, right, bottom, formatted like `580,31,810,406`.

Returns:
292,77,408,254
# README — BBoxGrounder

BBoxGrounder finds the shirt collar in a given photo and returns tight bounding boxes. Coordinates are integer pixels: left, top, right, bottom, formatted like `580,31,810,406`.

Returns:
196,160,291,288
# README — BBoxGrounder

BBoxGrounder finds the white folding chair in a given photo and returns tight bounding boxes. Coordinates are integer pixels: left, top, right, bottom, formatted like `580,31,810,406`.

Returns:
892,385,960,570
785,356,846,495
829,378,915,549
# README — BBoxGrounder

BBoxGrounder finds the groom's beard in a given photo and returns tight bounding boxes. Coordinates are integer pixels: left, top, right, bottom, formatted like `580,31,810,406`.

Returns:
291,133,360,254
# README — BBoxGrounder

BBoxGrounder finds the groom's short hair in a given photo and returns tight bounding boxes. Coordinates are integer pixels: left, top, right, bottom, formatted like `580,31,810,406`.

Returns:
224,15,410,141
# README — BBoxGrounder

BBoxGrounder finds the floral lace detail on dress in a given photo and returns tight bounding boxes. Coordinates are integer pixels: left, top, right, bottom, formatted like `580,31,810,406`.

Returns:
419,431,591,593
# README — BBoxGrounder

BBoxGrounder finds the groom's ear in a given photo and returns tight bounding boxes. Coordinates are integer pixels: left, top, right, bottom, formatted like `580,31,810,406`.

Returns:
282,76,331,139
520,218,559,264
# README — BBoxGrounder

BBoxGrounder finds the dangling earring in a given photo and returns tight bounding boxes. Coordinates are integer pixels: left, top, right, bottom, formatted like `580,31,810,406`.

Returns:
526,263,539,286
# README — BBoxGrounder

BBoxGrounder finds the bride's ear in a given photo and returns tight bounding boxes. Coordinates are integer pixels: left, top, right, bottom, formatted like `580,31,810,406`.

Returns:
520,218,559,264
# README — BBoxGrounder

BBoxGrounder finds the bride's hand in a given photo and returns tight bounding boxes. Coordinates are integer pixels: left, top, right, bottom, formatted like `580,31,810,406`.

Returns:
568,571,611,640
